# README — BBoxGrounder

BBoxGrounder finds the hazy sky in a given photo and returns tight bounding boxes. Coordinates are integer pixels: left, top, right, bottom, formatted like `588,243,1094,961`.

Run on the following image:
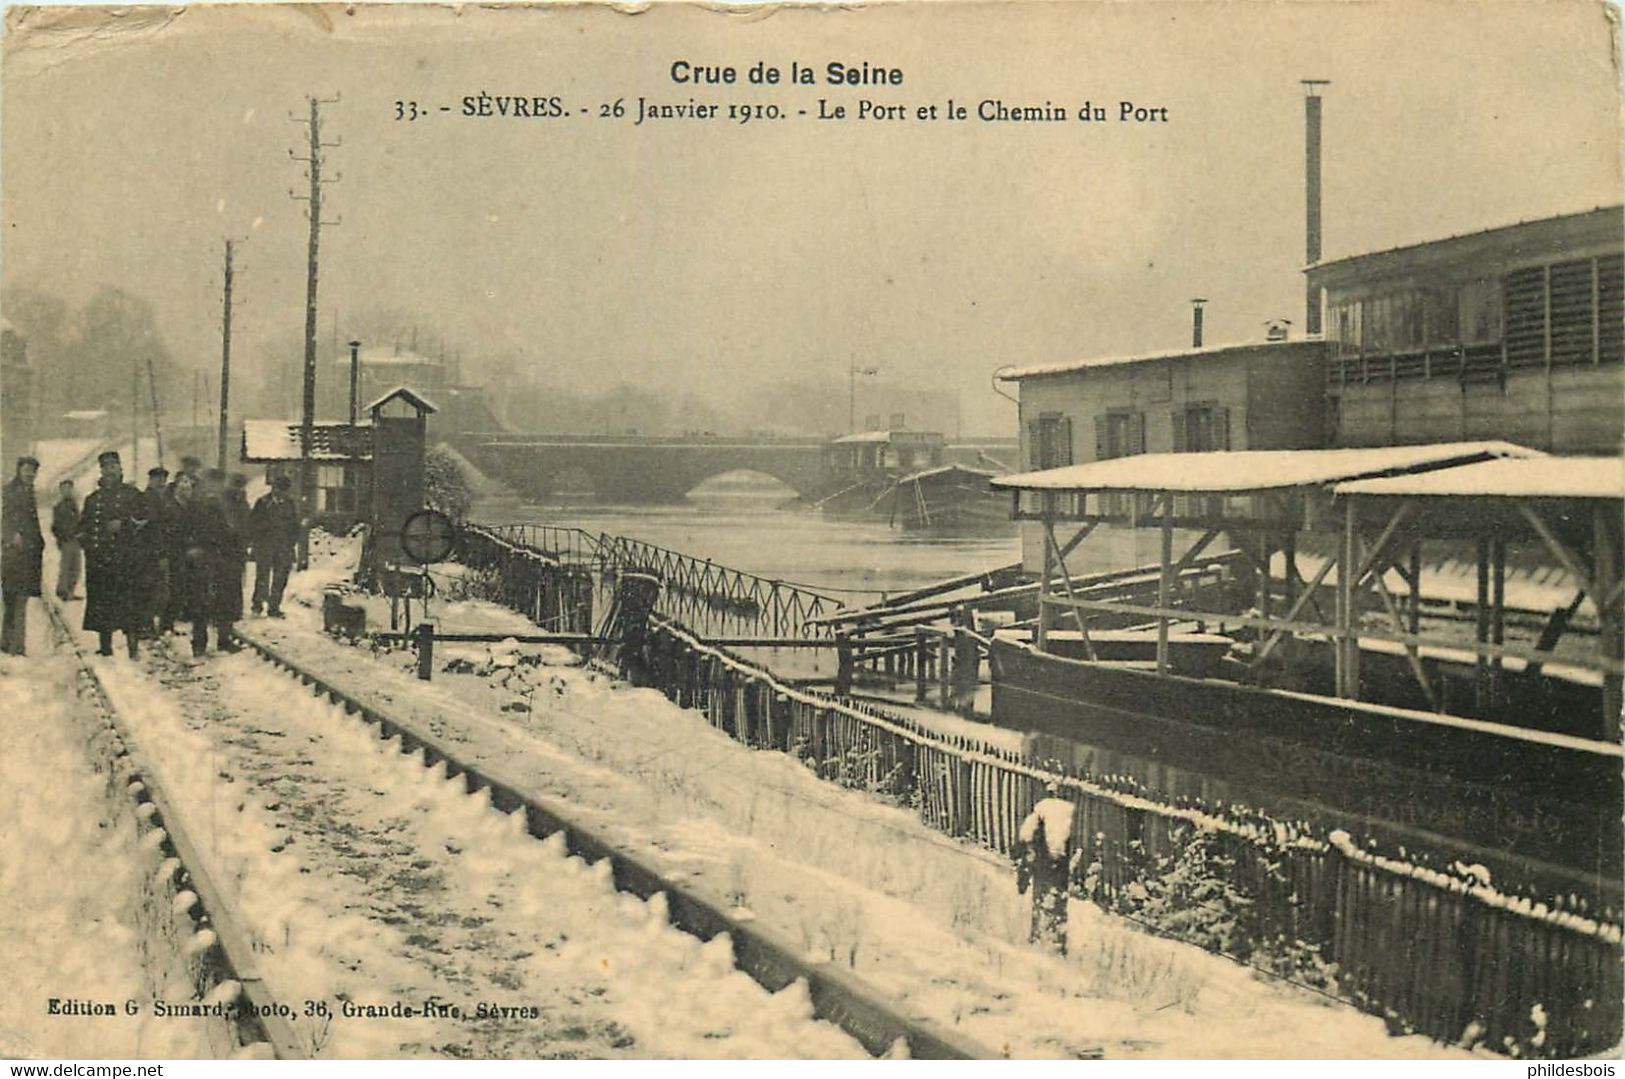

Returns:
4,1,1621,433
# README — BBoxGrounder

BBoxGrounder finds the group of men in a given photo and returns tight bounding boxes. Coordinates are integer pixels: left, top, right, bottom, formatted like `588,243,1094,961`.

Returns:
0,450,302,659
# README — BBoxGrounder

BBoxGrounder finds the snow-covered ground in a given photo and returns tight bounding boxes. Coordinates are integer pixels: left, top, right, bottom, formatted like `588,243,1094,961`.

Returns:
0,614,215,1059
214,537,1474,1060
86,636,866,1059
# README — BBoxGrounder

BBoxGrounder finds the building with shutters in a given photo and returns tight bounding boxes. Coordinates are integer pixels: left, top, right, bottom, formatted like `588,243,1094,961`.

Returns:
1310,205,1623,453
998,338,1327,571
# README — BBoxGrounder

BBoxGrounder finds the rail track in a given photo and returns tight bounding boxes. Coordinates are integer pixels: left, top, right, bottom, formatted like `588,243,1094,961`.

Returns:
228,625,996,1060
42,600,305,1060
41,600,996,1060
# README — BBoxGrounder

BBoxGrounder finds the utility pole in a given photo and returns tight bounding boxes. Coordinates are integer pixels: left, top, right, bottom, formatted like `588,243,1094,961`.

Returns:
145,350,166,467
217,238,237,471
130,353,140,475
289,93,341,567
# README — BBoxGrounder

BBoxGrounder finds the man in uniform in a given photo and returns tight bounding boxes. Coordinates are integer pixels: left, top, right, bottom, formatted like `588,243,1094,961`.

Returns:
79,450,146,658
250,474,299,618
2,456,44,655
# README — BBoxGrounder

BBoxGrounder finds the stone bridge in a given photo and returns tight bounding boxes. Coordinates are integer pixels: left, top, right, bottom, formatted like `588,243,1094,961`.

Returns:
455,433,833,503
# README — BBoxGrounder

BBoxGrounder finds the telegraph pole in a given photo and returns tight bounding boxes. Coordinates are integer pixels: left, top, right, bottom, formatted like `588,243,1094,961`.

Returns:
289,94,341,567
848,360,879,433
217,238,237,470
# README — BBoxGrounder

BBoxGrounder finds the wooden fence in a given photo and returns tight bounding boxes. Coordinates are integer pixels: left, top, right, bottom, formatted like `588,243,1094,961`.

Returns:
453,532,1623,1058
641,615,1623,1058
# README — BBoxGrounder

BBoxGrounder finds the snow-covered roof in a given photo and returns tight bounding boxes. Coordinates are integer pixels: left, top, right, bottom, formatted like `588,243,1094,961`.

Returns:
1336,456,1624,501
896,464,997,483
999,338,1323,381
366,385,439,415
62,409,109,421
241,419,373,462
329,346,443,368
992,441,1542,494
832,430,895,444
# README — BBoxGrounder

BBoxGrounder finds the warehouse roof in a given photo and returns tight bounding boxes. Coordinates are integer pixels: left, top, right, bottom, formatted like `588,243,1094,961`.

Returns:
1336,455,1624,501
992,441,1540,494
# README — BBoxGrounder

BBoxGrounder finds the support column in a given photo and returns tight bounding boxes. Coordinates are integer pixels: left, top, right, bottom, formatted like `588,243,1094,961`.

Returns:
1157,493,1173,674
1336,498,1361,698
1475,536,1491,715
1596,504,1622,737
1037,500,1054,653
1491,536,1506,710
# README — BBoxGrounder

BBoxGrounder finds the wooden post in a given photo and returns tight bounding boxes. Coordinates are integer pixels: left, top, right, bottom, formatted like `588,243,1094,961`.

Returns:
1408,539,1422,637
835,633,853,697
938,635,952,709
1336,498,1360,698
914,628,929,703
1475,535,1491,715
414,623,434,681
1596,504,1622,737
1037,502,1054,652
1491,536,1506,709
1157,492,1173,674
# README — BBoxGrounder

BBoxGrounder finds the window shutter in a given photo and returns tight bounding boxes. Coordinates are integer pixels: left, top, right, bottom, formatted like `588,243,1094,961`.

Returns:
1217,407,1231,450
1129,412,1146,456
1059,417,1074,466
1027,420,1041,469
1094,416,1107,461
1171,410,1187,453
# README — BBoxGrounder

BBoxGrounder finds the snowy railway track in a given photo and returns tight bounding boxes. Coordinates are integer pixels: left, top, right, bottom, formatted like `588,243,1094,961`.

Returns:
41,600,305,1060
229,626,996,1060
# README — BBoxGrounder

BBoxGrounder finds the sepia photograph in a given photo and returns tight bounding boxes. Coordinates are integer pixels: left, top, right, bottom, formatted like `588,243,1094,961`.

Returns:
1,0,1622,1062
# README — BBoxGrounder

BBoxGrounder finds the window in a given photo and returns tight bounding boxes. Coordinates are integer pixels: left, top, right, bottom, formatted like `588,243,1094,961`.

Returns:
1172,404,1231,452
1094,410,1144,460
317,464,356,514
1457,277,1503,347
1027,413,1073,469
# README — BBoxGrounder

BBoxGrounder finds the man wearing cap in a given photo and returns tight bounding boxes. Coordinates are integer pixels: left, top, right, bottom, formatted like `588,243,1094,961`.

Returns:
50,478,82,602
2,456,44,655
79,450,147,657
250,474,299,618
135,465,173,638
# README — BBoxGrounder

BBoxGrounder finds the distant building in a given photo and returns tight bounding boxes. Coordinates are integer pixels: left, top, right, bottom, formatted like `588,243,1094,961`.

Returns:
320,345,498,436
825,429,945,475
1309,205,1624,453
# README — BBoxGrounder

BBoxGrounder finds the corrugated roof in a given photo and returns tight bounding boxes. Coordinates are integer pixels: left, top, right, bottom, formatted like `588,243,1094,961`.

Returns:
1336,456,1624,501
241,419,373,463
999,337,1322,381
992,441,1541,494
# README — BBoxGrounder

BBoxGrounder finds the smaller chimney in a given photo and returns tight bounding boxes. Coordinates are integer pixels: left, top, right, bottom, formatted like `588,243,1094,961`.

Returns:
348,340,362,425
1264,319,1292,342
1191,298,1208,348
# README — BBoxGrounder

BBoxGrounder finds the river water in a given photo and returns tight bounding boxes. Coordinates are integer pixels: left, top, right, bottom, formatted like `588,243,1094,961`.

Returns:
474,486,1023,601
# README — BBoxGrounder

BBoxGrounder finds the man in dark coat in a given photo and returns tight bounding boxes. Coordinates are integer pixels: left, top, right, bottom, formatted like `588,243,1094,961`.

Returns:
249,474,299,617
135,465,173,638
51,479,82,601
169,471,231,657
203,469,245,651
2,456,44,655
79,450,147,658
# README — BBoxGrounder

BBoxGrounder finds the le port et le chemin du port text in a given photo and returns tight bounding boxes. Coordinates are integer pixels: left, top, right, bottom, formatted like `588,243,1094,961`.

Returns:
400,59,1172,127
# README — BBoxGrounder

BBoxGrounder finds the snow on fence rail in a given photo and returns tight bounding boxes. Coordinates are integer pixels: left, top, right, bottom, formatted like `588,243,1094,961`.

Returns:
639,614,1623,1058
467,523,847,639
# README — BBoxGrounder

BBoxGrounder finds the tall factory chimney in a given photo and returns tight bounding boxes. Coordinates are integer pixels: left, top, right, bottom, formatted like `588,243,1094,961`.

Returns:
1191,298,1207,348
1302,80,1330,336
